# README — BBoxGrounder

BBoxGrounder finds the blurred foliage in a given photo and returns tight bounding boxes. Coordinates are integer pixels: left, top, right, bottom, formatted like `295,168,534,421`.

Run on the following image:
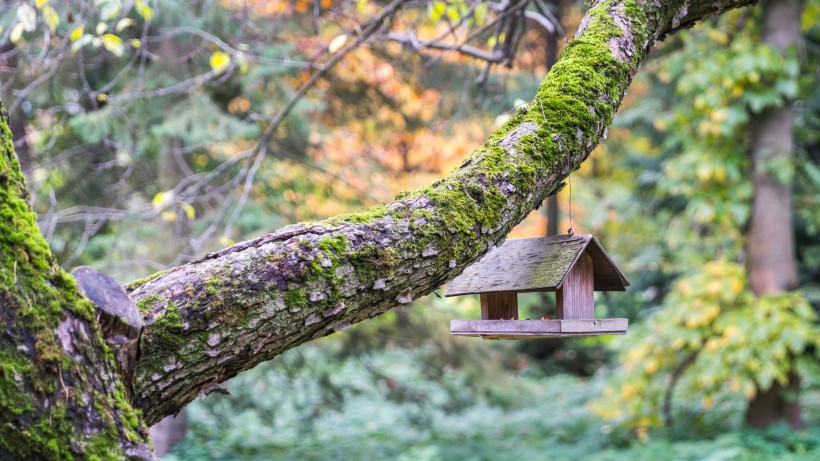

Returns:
594,260,818,433
1,0,537,278
164,296,819,460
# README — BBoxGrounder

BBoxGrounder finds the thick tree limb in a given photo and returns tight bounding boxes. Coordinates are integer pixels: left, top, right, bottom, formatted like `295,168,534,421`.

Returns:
127,0,758,426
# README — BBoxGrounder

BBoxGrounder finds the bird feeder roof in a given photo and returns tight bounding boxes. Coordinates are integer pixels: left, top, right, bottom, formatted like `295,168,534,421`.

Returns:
446,234,629,296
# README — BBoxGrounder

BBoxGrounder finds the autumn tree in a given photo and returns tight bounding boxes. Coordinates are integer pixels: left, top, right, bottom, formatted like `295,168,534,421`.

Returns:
0,0,765,458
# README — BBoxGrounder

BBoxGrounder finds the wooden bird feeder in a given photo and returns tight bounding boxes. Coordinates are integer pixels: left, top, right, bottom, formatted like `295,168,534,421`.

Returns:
446,234,629,339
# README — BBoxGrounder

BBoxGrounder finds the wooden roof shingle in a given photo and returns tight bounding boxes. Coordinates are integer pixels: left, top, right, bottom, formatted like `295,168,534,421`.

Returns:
445,234,629,296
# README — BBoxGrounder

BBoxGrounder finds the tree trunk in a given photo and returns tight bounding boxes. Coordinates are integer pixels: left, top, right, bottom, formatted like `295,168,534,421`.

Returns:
0,105,154,459
0,0,758,456
744,0,803,429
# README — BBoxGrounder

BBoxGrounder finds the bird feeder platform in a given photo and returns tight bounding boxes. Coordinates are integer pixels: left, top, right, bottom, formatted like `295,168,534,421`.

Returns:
446,234,629,339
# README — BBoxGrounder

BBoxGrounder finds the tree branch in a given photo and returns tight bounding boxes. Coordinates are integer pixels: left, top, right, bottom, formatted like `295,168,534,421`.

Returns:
126,0,758,425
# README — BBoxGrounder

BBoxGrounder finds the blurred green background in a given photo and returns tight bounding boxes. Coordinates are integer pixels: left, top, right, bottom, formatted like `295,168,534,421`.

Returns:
1,0,818,459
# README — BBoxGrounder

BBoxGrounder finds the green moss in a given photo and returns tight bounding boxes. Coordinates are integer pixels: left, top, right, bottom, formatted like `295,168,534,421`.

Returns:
317,234,349,254
327,204,390,225
124,268,170,292
284,288,308,309
348,243,402,282
0,101,147,459
135,294,160,315
150,302,185,350
205,278,220,296
0,351,36,416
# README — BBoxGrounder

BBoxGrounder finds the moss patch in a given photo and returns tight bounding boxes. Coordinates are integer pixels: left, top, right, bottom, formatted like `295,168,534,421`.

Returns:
0,102,148,458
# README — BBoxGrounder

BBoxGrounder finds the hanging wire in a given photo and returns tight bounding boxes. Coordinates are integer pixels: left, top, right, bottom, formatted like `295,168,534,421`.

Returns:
567,173,574,236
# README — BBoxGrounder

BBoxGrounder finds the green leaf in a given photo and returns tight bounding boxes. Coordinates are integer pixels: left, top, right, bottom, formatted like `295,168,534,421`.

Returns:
474,3,487,25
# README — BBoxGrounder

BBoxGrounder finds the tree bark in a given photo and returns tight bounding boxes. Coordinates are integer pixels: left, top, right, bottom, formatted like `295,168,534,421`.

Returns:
0,106,154,459
744,0,802,429
123,0,758,425
0,1,759,456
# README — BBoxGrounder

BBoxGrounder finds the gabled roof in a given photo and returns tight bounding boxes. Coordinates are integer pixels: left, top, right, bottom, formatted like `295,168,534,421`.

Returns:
446,234,629,296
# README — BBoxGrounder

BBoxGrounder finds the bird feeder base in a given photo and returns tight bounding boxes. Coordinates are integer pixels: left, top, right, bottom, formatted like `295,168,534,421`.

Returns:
450,318,628,340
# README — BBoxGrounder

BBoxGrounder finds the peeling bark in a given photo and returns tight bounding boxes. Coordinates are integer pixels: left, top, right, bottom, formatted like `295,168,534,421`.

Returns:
125,0,758,425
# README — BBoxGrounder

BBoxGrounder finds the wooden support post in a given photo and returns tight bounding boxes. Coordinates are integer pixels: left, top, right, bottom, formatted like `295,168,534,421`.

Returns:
480,292,518,320
557,251,594,319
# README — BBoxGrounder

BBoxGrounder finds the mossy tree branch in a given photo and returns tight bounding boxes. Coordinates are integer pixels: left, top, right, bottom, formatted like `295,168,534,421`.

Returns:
126,0,757,425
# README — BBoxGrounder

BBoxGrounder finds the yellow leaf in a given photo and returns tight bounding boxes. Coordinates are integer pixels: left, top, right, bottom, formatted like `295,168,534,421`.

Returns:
135,0,155,21
219,236,236,247
97,93,108,102
182,203,196,220
710,108,727,123
161,211,177,222
152,191,172,209
102,34,125,57
116,18,135,32
10,23,25,44
43,6,59,32
328,34,348,53
36,0,50,8
210,51,231,73
430,1,446,20
131,38,141,49
69,26,84,42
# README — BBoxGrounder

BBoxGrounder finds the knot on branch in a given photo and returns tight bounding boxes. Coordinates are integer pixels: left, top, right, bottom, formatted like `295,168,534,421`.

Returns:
73,266,143,402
